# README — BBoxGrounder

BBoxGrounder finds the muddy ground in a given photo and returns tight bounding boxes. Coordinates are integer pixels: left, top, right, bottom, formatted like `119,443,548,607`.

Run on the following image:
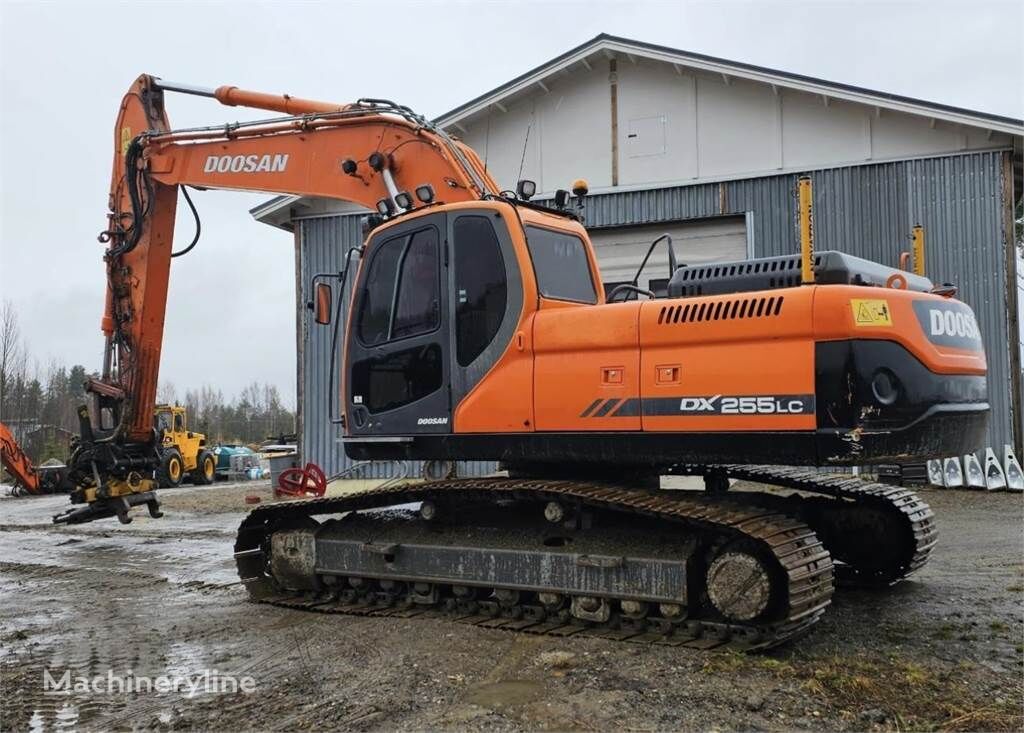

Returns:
1,479,1021,732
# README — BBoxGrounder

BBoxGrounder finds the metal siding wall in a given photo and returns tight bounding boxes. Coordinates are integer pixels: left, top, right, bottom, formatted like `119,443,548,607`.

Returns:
905,153,1013,452
300,216,359,478
299,217,498,479
298,150,1016,464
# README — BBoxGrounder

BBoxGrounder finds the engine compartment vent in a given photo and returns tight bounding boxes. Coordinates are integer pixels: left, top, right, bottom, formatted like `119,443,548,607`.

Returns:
658,295,785,325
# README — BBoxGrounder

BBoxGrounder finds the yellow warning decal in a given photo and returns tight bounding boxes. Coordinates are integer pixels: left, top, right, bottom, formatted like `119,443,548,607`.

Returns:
851,299,893,327
121,127,132,155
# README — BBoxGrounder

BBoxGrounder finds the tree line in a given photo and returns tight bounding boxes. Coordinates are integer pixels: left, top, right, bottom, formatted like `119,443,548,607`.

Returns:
1,300,295,462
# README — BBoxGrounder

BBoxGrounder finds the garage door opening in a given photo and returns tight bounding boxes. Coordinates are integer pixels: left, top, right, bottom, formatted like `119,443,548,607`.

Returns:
588,215,749,298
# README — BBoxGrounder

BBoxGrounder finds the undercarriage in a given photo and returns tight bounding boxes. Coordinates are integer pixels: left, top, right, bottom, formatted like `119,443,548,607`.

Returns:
234,465,935,651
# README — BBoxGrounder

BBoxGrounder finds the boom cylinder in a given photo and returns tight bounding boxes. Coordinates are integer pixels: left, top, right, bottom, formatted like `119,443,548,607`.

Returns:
213,85,350,115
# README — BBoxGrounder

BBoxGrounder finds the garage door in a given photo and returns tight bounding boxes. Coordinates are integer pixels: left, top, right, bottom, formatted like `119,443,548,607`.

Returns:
588,216,748,297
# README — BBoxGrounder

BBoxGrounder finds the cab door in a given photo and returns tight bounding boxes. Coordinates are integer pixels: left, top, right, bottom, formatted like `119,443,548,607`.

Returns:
446,209,528,432
346,213,451,436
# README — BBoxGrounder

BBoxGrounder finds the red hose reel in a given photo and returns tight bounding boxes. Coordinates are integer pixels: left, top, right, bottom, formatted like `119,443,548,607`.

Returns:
275,462,327,498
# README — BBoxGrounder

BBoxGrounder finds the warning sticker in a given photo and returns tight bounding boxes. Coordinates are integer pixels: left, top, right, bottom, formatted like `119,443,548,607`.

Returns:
851,299,893,327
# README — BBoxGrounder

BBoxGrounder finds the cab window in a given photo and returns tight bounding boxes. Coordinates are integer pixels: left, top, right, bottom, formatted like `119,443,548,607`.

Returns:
454,216,507,366
357,227,440,345
524,226,597,304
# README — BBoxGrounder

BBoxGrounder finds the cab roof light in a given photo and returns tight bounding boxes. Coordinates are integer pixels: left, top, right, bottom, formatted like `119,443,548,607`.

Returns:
394,191,413,210
516,179,536,201
415,184,435,204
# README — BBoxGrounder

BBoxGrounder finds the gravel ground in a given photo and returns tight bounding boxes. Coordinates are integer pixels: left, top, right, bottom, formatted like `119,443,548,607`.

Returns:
1,480,1021,732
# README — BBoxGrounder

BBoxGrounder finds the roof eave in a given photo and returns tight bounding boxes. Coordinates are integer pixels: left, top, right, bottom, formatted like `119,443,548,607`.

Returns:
435,33,1024,137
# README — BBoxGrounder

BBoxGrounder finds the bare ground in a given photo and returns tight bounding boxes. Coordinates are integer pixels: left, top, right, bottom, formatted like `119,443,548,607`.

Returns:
1,480,1021,732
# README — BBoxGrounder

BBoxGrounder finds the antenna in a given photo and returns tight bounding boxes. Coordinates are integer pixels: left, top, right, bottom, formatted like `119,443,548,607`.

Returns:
483,108,491,172
517,112,533,183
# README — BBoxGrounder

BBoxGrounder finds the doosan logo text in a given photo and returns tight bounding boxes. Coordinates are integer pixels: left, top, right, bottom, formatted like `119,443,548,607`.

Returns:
203,154,289,174
928,309,979,340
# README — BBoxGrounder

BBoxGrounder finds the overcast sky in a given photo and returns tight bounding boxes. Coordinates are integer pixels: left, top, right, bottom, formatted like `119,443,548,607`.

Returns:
1,0,1021,408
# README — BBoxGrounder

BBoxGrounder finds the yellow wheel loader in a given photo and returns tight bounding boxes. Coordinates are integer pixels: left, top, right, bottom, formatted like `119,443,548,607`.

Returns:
153,405,215,487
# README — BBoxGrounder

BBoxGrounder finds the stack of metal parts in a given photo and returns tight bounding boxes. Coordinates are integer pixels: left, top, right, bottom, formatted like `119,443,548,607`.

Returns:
879,445,1023,491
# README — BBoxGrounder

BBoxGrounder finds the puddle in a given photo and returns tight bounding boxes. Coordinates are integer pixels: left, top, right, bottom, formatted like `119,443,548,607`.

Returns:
27,702,79,732
465,679,544,709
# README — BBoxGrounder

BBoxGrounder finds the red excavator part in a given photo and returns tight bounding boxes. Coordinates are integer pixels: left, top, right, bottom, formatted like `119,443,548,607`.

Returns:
275,462,327,499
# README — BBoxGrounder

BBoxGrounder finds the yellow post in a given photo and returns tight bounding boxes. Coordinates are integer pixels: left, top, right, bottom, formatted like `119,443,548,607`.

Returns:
798,176,815,284
911,224,925,276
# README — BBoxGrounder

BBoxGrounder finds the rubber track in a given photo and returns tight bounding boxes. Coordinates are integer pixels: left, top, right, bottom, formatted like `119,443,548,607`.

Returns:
670,464,937,584
234,479,835,651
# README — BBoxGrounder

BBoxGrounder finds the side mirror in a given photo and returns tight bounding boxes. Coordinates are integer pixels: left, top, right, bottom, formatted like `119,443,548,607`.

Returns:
314,282,332,325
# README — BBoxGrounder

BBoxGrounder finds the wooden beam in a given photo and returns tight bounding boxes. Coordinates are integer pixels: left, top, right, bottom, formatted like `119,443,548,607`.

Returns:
581,57,592,71
452,121,468,134
928,117,936,129
672,63,683,75
721,73,731,85
770,83,779,96
494,102,507,113
822,95,830,107
537,80,550,94
626,52,637,65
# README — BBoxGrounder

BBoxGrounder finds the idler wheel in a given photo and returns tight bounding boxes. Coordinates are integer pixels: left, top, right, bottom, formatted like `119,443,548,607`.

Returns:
705,550,773,622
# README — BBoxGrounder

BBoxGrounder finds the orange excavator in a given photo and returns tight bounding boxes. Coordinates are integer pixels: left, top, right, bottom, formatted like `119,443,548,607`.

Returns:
0,421,70,495
52,75,988,649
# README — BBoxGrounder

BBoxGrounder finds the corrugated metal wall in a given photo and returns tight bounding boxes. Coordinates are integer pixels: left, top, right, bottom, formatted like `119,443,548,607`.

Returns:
298,149,1018,472
299,216,499,479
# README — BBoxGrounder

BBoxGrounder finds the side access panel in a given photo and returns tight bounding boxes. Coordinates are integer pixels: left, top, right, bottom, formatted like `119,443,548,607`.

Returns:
533,302,642,431
638,289,817,432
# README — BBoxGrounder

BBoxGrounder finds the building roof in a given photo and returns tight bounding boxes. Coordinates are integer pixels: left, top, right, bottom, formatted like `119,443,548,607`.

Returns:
435,33,1023,136
253,33,1022,228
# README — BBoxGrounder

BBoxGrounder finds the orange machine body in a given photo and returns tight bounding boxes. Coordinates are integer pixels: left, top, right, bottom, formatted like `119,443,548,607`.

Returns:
81,73,988,501
342,202,988,468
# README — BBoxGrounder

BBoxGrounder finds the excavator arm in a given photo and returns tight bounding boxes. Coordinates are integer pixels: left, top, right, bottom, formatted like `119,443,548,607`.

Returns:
60,74,500,523
1,421,41,494
0,421,69,495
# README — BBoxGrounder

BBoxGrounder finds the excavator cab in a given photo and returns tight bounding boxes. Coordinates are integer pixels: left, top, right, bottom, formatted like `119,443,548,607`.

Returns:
343,203,531,438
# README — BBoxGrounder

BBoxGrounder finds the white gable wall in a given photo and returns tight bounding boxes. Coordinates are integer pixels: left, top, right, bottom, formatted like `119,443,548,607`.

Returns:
454,57,1014,194
459,64,612,193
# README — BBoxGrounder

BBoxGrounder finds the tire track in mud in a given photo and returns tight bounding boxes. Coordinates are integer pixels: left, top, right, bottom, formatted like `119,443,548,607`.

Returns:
0,556,250,731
